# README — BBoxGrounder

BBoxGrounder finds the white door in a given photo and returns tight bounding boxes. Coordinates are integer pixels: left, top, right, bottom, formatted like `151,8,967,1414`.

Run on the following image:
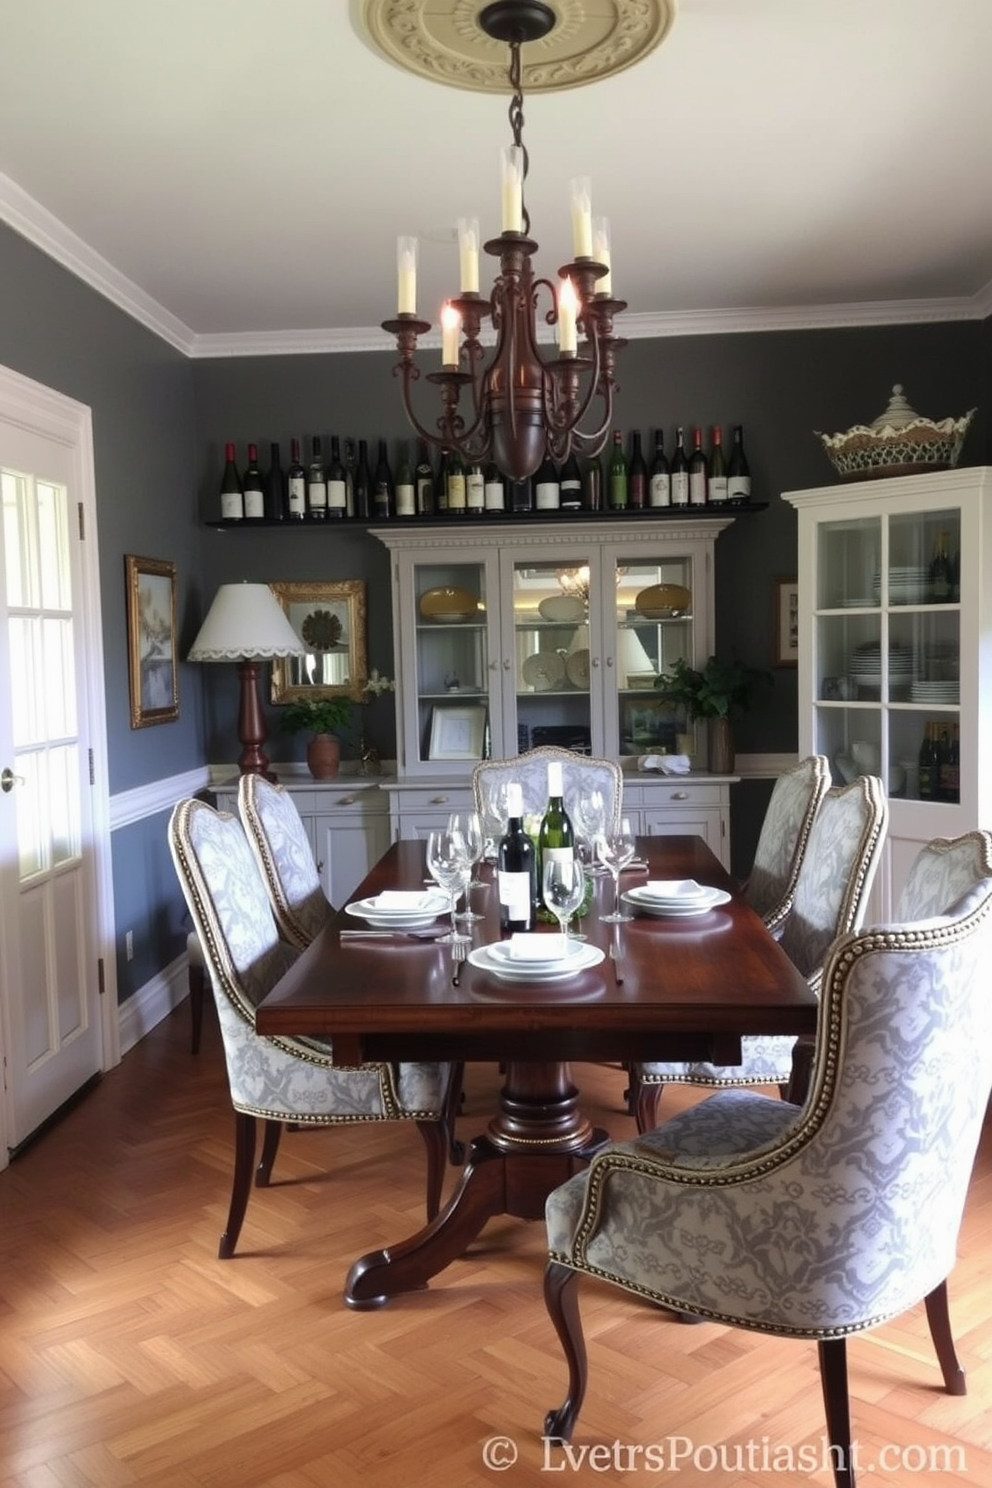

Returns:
0,367,115,1160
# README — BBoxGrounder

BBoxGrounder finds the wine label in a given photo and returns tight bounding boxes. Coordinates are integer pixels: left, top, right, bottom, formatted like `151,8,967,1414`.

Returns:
327,478,347,511
396,481,415,516
498,870,532,925
671,472,689,506
535,480,560,510
484,480,505,511
727,475,751,502
307,479,327,512
649,474,671,507
287,476,306,516
689,473,707,506
707,476,728,505
466,472,485,511
560,479,582,510
447,474,466,511
542,845,573,865
220,491,243,521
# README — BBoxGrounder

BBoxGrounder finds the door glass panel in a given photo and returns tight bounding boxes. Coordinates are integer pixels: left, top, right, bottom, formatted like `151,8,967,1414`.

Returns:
513,558,591,754
816,516,881,609
413,561,488,765
617,557,692,755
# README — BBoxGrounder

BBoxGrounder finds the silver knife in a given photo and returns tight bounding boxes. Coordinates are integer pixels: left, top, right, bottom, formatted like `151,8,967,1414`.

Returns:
340,928,447,941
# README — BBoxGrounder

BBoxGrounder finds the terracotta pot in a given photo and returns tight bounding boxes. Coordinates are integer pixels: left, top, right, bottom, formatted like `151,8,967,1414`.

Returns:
708,716,735,775
306,732,341,780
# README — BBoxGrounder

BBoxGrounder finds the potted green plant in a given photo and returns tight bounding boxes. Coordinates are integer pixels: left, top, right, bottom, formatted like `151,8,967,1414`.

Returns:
653,655,768,772
281,694,352,779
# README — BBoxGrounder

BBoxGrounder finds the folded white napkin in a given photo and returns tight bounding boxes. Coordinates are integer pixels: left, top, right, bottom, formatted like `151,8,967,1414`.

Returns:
508,933,567,961
641,879,706,901
373,891,434,910
638,753,691,775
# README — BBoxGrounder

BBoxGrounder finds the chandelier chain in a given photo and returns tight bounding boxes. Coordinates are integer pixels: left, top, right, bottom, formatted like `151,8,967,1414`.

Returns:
507,40,531,238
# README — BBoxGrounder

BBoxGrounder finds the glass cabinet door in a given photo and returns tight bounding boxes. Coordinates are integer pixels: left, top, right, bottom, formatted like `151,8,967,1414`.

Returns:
404,558,493,771
506,552,595,756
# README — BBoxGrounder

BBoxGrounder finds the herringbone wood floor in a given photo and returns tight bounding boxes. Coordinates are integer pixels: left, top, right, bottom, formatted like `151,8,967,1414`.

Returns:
1,1002,991,1487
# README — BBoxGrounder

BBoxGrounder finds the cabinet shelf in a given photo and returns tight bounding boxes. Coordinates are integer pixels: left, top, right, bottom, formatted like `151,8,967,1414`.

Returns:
205,504,767,532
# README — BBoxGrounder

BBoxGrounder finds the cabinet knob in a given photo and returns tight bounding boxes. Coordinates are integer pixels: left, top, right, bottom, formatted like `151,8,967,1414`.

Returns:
316,860,324,873
489,660,499,671
502,658,512,670
671,790,689,801
603,657,611,668
429,794,449,805
336,795,356,806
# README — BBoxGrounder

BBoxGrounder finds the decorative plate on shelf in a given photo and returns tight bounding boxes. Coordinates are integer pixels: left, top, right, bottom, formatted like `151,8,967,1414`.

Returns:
521,651,566,691
565,649,591,689
538,595,585,623
634,583,692,620
418,586,478,622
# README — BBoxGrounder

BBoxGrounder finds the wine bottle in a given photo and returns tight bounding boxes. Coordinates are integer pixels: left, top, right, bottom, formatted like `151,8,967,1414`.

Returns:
415,439,435,516
307,436,327,521
929,530,951,602
559,452,582,511
343,438,357,517
242,443,265,521
918,722,937,800
947,725,960,803
446,448,466,514
628,430,647,510
373,439,394,519
534,450,560,511
727,424,752,505
497,782,536,932
395,441,416,517
608,429,627,510
649,429,670,508
353,439,372,520
538,761,575,904
688,426,708,507
326,436,347,518
670,426,690,507
435,449,449,513
263,441,285,522
508,475,533,513
582,454,603,512
466,458,485,515
483,460,505,513
935,725,951,801
219,442,244,522
286,437,307,521
707,425,728,506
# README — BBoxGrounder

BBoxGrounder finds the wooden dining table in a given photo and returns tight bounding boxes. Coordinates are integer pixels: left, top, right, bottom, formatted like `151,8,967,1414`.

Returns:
256,835,817,1307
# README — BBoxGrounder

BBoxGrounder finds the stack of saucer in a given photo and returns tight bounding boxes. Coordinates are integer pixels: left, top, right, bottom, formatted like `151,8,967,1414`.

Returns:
622,879,731,918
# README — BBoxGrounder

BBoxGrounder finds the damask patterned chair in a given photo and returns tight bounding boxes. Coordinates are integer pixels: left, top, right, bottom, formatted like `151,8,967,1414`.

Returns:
237,774,333,950
629,775,888,1132
168,797,454,1256
472,746,623,840
742,753,830,933
543,850,992,1487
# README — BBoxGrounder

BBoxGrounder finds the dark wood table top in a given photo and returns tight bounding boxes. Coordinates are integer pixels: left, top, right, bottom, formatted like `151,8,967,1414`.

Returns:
256,836,817,1066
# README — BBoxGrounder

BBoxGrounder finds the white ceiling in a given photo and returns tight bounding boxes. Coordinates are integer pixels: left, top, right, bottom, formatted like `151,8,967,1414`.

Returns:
1,0,991,357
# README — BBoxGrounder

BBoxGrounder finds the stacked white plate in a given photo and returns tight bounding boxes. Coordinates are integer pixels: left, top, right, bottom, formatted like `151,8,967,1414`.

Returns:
848,643,914,691
622,879,732,918
910,680,959,703
345,890,448,928
872,566,928,605
469,937,604,982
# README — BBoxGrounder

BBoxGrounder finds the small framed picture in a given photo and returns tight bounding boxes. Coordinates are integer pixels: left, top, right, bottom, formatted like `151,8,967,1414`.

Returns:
774,577,799,667
125,555,179,727
428,703,488,761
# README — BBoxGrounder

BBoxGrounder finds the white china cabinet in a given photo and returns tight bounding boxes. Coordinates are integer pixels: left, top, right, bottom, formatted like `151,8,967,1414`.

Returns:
783,466,992,919
371,518,738,866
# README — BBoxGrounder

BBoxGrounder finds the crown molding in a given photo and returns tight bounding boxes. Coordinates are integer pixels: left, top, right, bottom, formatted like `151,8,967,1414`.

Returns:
3,171,991,360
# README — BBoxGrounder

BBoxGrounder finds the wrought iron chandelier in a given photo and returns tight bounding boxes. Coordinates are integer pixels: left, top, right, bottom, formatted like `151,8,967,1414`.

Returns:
381,0,626,484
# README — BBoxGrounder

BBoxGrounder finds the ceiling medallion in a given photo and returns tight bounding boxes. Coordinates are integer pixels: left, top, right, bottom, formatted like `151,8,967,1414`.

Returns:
361,0,675,94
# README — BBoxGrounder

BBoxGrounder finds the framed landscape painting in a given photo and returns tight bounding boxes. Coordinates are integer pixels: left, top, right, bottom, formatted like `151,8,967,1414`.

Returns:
126,555,179,727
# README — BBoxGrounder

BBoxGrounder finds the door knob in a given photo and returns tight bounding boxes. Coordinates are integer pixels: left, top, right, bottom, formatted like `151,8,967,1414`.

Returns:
2,767,23,793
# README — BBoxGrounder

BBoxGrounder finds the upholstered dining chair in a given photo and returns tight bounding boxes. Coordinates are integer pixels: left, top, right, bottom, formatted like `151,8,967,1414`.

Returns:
742,753,831,933
628,774,888,1132
237,773,333,950
472,746,623,842
543,851,992,1488
169,797,454,1256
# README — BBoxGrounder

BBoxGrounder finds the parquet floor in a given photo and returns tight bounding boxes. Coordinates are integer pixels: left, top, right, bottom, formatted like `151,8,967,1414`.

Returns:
1,1003,991,1487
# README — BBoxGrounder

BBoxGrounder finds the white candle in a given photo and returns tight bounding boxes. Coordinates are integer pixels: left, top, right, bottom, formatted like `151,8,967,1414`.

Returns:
501,146,523,233
592,215,612,296
457,217,479,294
397,235,417,316
557,276,578,356
570,176,593,259
441,302,461,367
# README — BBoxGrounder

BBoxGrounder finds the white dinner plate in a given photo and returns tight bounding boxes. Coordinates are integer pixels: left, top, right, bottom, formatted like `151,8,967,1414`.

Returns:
487,936,587,969
345,892,447,927
468,942,604,982
623,886,732,917
632,878,712,905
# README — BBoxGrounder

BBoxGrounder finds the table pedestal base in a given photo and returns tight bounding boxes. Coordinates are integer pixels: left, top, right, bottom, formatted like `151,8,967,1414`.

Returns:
344,1061,609,1308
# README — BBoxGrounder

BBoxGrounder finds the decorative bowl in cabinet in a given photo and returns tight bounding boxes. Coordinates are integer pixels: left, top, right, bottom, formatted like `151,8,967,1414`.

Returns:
635,583,691,620
538,595,585,623
418,586,478,623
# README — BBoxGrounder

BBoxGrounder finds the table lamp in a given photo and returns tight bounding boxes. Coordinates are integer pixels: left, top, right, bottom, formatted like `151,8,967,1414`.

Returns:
188,581,306,780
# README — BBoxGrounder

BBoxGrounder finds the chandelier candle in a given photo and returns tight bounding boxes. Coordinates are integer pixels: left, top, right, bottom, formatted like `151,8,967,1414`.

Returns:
557,277,578,355
441,303,461,368
397,236,417,316
458,218,480,293
592,217,612,296
501,144,524,233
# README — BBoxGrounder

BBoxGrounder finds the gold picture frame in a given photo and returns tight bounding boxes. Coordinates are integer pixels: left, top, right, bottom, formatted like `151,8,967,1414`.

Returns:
269,580,368,704
774,576,800,667
125,554,179,727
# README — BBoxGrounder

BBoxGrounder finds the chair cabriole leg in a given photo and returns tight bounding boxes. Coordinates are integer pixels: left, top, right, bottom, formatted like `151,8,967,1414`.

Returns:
543,1261,588,1444
219,1110,257,1259
255,1118,282,1187
817,1337,856,1488
925,1280,967,1395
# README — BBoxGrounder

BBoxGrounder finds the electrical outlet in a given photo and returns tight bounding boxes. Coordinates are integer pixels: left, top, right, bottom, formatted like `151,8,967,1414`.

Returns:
125,930,133,962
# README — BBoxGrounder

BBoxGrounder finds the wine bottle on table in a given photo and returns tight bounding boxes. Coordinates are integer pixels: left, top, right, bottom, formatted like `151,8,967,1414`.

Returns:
608,429,627,510
395,441,416,517
649,429,670,508
373,439,394,519
415,439,435,515
307,437,327,521
286,437,306,521
242,443,264,521
670,426,690,507
538,761,575,905
326,436,347,518
219,442,243,522
498,782,536,933
707,425,728,506
688,426,708,507
263,441,285,522
628,430,647,510
353,439,372,520
727,424,752,505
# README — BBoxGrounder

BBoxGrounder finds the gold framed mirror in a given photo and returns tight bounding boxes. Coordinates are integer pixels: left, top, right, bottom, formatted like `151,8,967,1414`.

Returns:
269,580,368,704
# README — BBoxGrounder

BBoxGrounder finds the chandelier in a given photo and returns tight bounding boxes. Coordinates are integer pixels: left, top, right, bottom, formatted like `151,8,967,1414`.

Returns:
381,0,626,484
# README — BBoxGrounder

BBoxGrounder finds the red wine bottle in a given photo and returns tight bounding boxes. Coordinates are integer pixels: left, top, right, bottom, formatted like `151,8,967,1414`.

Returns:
264,441,285,522
286,437,306,521
649,429,670,507
326,436,347,518
219,442,243,522
688,426,708,507
628,430,647,510
307,437,327,521
242,443,264,521
670,426,689,507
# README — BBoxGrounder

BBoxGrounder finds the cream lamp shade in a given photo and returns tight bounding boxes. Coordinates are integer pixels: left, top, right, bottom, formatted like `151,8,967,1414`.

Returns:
618,627,655,686
189,582,306,779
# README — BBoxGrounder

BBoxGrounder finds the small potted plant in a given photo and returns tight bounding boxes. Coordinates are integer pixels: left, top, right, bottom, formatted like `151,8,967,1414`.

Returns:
281,694,352,779
653,655,768,772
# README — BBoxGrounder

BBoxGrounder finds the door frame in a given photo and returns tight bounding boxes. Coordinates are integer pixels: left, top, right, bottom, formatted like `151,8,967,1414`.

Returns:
0,365,118,1170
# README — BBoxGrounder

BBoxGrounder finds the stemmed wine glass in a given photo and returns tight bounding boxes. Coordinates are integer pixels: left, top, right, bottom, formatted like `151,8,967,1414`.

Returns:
425,828,472,945
479,781,509,866
447,809,485,921
541,853,586,956
572,788,608,876
596,816,636,923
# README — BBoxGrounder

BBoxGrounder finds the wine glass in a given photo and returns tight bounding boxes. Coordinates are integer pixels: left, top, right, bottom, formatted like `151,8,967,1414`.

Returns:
479,780,509,866
571,788,608,875
425,829,472,945
596,816,636,923
448,810,486,921
542,853,586,955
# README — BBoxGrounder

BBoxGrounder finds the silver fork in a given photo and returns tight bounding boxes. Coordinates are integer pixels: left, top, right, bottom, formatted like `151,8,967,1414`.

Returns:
451,938,468,987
